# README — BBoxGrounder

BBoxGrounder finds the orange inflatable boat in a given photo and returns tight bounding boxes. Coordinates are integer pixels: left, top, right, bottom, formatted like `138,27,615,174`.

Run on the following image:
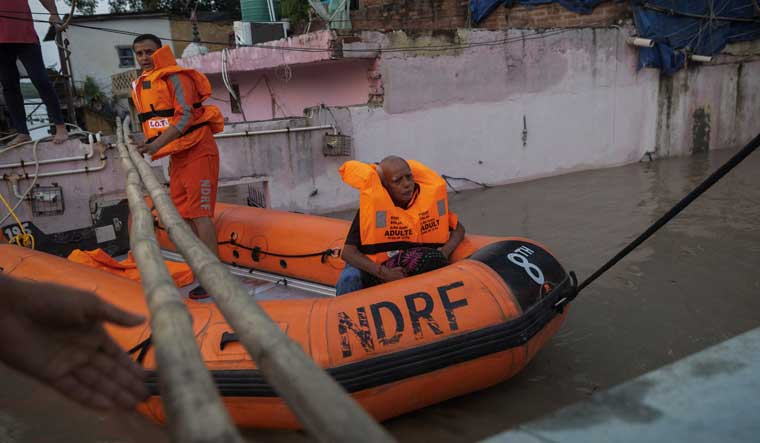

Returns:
0,203,577,428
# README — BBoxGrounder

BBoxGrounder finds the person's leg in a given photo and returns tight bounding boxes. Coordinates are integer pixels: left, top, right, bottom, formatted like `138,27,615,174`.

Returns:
0,44,31,145
189,216,218,257
174,153,219,298
16,44,67,144
335,263,365,296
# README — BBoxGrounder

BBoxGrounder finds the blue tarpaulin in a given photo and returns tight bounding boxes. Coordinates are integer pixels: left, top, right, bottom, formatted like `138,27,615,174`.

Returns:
470,0,608,24
632,1,760,75
469,0,760,74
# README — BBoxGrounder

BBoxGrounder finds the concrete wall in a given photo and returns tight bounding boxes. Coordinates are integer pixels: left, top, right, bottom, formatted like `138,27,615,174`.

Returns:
67,18,175,94
208,27,759,214
206,59,374,122
655,59,760,157
345,27,659,192
184,115,358,213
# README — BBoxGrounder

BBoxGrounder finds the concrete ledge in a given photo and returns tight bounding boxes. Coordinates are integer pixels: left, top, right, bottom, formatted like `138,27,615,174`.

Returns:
179,31,339,75
482,327,760,443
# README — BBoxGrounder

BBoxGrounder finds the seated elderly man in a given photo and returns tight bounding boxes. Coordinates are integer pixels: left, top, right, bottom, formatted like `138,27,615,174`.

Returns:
336,156,465,295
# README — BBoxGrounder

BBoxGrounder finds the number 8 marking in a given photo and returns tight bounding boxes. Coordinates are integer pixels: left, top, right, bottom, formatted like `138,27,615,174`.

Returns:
507,252,545,285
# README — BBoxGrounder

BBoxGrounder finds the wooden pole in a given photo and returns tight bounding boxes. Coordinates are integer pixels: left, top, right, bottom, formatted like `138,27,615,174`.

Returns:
122,119,395,443
115,118,244,443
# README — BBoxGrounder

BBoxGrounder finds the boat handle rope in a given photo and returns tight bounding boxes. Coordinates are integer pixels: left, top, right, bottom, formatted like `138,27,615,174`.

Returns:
577,132,760,293
218,237,341,264
127,336,152,364
150,210,340,263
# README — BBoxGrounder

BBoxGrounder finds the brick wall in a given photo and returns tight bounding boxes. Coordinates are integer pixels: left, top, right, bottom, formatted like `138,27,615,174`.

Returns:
171,19,233,56
350,1,630,31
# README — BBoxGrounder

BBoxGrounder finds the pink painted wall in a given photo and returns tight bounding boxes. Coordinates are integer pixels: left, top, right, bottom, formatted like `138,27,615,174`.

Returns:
180,30,337,75
205,59,373,122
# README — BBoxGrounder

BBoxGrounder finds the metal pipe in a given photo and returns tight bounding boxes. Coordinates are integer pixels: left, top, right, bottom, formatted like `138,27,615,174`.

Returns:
0,135,95,169
626,37,655,48
3,154,107,181
214,124,336,139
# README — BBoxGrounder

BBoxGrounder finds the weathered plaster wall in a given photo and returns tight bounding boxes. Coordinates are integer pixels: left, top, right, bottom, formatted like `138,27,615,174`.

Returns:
0,139,125,232
197,115,358,213
177,28,760,215
180,30,337,75
347,27,659,190
655,60,760,158
205,59,374,122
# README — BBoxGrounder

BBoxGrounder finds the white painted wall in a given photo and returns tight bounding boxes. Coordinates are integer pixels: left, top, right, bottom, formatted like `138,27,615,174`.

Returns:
204,27,759,214
347,28,660,192
66,17,175,95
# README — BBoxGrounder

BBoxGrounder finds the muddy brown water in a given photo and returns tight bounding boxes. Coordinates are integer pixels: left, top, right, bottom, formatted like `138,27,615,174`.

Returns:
2,148,759,442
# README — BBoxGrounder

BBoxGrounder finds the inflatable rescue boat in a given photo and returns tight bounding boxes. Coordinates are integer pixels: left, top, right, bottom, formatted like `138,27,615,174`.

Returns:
0,202,577,428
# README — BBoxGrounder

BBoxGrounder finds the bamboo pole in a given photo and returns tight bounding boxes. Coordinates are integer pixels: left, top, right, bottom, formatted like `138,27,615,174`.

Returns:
122,119,395,443
115,118,244,443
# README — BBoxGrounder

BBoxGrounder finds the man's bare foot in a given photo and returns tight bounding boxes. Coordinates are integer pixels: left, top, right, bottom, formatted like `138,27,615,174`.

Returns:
5,133,32,147
53,124,68,144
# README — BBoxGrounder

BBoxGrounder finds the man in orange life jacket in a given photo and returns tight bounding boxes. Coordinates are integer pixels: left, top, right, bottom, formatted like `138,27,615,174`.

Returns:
129,34,224,299
336,156,465,295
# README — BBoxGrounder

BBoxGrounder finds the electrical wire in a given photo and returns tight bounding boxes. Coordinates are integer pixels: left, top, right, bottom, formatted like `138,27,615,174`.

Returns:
0,12,573,54
640,2,760,24
221,48,248,121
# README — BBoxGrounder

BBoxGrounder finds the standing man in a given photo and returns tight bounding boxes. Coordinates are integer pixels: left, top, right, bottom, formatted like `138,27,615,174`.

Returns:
0,0,69,145
130,34,224,299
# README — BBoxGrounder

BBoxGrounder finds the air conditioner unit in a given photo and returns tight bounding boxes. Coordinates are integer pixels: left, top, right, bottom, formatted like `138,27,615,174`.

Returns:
233,21,253,47
233,21,290,47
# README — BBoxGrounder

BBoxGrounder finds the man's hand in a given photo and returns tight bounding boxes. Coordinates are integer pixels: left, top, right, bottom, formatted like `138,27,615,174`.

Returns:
128,135,157,156
49,13,63,30
0,280,149,410
379,266,406,282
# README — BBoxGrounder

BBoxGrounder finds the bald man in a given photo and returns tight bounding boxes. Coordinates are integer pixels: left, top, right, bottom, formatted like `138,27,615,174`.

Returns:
336,156,465,295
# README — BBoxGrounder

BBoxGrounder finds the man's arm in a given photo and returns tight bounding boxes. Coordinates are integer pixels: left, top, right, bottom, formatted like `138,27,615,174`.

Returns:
38,0,61,26
439,222,465,259
342,245,405,282
341,212,405,282
0,274,148,410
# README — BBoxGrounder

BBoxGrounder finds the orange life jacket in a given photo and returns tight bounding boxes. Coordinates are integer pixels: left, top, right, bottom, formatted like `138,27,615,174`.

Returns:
339,160,458,264
67,248,194,287
131,46,224,160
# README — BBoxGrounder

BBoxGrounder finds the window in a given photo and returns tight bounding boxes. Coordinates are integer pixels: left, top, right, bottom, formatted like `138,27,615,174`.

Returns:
117,46,135,68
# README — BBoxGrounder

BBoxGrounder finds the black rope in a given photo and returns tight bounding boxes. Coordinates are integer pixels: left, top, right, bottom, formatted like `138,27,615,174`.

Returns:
218,238,339,260
579,132,760,292
640,2,760,24
441,174,489,193
127,336,152,365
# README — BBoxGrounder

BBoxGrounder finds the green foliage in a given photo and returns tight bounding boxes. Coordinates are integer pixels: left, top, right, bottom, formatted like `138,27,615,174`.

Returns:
279,0,310,27
107,0,241,17
63,0,98,14
79,76,105,105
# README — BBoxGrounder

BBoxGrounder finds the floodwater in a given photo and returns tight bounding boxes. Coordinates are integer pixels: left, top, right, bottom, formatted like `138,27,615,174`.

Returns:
2,147,759,442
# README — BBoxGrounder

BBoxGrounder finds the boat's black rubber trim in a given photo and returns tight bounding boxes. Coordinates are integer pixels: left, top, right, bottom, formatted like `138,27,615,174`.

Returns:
144,274,576,397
